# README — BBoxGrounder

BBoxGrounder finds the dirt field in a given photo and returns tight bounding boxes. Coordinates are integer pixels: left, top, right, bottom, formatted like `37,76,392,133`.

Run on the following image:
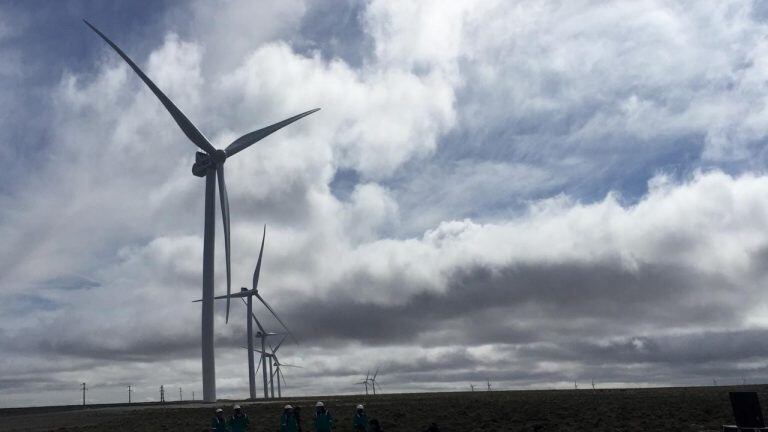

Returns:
0,385,763,431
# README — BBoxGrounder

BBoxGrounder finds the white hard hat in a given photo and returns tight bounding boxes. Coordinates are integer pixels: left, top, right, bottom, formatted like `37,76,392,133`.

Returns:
233,404,241,410
284,404,293,409
315,401,324,407
357,404,364,410
215,408,223,413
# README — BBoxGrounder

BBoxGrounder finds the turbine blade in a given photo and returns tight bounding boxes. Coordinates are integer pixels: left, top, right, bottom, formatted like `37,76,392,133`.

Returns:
374,367,379,380
251,312,267,334
225,108,321,157
83,20,216,155
272,335,287,354
254,293,297,344
279,368,287,387
239,345,268,354
280,363,303,369
217,165,232,323
253,225,266,291
195,290,250,303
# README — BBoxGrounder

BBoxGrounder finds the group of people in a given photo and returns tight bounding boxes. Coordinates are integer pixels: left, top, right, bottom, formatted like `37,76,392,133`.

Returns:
210,401,384,432
212,405,250,432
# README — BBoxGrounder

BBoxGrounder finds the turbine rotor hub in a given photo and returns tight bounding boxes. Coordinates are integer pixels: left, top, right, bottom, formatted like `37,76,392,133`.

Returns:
211,149,227,165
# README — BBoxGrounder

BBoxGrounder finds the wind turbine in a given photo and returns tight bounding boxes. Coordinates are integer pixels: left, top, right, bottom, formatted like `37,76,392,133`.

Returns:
195,225,294,399
259,336,287,398
243,324,290,399
271,353,302,398
84,21,319,402
356,371,370,395
367,368,381,395
242,308,296,399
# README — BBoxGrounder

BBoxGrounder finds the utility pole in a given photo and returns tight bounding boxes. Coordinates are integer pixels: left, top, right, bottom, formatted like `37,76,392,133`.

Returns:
128,385,132,404
160,385,165,403
179,387,182,401
81,382,86,406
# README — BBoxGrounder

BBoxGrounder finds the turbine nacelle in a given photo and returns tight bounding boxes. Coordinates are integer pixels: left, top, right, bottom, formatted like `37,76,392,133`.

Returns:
192,150,227,177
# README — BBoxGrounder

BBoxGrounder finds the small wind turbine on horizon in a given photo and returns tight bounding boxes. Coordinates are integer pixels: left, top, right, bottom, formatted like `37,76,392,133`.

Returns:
356,370,371,395
84,20,319,402
367,368,382,395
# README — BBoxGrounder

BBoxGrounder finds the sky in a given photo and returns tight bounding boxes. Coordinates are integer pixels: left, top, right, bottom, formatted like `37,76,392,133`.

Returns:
4,0,768,408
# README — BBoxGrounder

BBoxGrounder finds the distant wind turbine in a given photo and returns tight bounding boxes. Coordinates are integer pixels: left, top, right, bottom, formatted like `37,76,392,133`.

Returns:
356,370,372,395
254,336,298,398
368,368,382,395
196,226,294,399
271,352,303,398
84,21,318,402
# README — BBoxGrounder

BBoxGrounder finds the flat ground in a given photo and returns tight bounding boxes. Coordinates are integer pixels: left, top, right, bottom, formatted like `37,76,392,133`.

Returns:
0,385,762,431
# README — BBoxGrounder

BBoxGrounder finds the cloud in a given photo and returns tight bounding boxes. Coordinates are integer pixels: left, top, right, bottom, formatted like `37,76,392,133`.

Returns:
5,0,768,407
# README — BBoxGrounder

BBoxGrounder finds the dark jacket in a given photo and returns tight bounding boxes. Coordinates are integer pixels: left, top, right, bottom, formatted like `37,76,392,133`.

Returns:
353,412,368,431
313,410,334,432
228,413,250,432
281,413,299,432
211,416,229,432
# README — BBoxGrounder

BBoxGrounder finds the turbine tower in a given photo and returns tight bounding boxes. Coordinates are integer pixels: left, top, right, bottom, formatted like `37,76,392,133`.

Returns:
84,21,318,402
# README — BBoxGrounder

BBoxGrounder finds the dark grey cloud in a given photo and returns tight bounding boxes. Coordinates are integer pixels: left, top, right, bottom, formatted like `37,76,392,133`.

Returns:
282,260,740,345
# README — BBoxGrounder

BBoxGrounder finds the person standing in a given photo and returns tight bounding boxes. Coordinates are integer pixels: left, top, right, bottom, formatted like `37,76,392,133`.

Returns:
281,405,299,432
211,408,229,432
353,404,368,432
313,401,334,432
228,404,250,432
294,405,304,432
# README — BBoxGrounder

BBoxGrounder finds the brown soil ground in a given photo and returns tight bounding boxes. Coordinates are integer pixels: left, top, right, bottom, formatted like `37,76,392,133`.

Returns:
0,385,764,431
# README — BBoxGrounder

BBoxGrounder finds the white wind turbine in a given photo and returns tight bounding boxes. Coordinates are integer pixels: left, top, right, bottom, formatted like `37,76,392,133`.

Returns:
84,21,318,402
